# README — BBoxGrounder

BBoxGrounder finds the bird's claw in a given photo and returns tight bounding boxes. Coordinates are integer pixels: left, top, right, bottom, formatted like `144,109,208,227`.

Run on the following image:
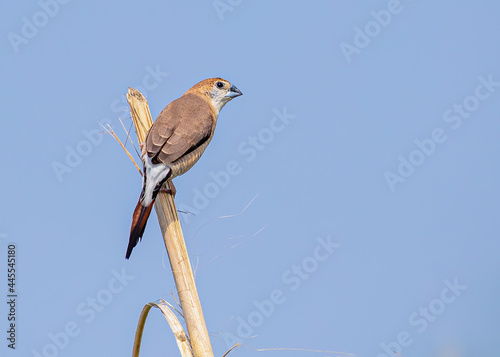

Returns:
160,181,176,197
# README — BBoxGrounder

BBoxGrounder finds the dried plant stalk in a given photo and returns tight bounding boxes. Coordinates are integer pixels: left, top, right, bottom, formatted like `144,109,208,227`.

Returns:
126,88,214,357
132,300,193,357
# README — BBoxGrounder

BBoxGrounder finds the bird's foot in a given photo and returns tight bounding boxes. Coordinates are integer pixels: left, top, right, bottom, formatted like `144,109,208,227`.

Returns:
160,181,176,197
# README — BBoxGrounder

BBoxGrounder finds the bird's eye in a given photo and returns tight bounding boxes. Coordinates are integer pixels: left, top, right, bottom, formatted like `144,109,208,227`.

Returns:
216,81,224,89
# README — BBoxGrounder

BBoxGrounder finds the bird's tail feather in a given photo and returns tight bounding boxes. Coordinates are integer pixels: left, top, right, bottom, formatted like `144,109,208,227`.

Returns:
126,167,171,259
126,198,154,259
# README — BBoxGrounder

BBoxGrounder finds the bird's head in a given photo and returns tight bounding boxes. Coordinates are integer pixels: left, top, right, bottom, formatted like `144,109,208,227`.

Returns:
187,78,243,113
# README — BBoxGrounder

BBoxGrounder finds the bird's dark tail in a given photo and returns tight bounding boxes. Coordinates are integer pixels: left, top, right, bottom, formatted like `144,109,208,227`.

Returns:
126,198,154,259
126,167,171,259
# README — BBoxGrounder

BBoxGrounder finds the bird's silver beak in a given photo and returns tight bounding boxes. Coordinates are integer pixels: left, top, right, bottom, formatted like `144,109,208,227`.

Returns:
225,84,243,98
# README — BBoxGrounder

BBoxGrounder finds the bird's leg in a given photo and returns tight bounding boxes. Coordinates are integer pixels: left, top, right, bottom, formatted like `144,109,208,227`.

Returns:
160,180,177,197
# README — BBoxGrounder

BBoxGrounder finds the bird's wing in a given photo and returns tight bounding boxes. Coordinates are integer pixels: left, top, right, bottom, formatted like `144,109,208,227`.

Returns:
145,93,215,164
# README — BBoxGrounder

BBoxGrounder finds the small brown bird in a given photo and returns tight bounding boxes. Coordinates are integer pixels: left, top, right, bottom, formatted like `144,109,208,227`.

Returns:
126,78,242,259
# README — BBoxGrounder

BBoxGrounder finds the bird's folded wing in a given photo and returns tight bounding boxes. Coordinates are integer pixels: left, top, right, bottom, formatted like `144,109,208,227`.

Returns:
146,93,215,164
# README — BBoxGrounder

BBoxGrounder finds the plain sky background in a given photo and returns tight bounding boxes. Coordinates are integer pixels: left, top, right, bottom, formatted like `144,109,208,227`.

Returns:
1,1,499,356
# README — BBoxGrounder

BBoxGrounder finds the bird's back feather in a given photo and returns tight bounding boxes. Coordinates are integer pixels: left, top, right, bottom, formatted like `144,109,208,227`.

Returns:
146,93,216,165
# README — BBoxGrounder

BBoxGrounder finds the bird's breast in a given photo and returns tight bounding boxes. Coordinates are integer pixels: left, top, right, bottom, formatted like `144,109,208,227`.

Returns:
169,136,213,179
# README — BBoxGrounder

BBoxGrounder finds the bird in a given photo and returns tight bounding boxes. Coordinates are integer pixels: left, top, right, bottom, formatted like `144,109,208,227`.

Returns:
126,78,243,259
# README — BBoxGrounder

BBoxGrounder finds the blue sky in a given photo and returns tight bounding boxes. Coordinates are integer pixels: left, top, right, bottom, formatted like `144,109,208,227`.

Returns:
1,1,499,356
